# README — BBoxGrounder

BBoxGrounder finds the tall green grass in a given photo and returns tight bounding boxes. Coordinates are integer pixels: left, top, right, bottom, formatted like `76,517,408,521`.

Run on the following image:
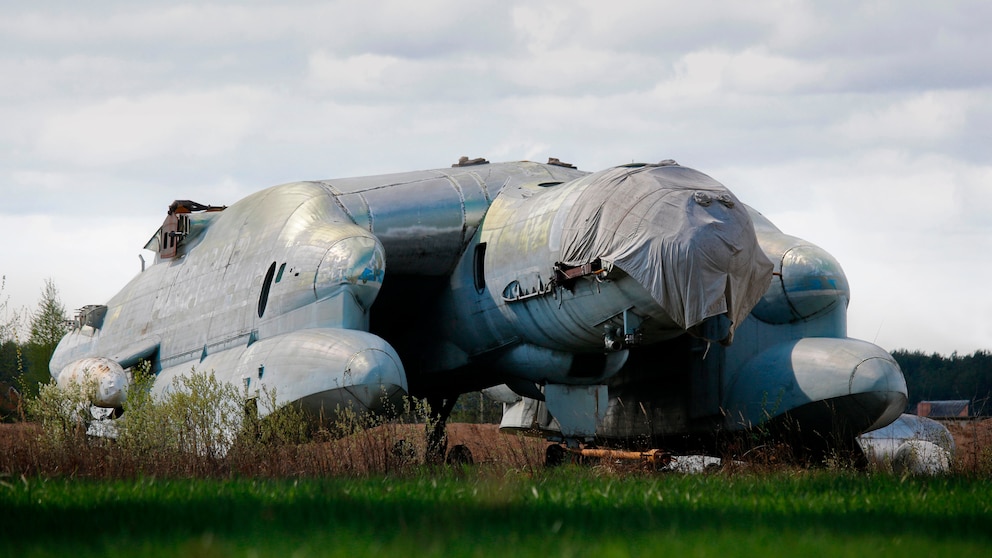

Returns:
1,470,989,557
6,369,992,556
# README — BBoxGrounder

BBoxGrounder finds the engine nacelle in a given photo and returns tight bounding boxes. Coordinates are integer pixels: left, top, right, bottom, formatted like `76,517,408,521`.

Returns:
57,357,128,408
479,163,772,353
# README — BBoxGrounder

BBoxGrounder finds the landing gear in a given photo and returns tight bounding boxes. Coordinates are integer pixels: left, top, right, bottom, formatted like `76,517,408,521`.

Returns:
545,444,567,467
446,444,474,466
424,395,476,466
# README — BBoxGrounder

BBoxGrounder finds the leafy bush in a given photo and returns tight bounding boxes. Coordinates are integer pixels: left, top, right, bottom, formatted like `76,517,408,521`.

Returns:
26,376,92,450
12,366,478,478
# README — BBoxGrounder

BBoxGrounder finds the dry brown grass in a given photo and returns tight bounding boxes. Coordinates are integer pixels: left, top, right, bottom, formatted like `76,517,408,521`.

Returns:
945,418,992,475
6,419,991,478
4,373,989,480
0,421,552,479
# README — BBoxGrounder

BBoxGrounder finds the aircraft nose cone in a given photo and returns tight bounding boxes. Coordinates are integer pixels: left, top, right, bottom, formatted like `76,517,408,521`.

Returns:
851,356,909,432
57,357,129,408
343,348,406,412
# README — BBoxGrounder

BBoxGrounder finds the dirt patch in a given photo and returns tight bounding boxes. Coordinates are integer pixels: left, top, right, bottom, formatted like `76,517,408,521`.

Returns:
312,422,548,472
445,423,546,465
944,418,992,473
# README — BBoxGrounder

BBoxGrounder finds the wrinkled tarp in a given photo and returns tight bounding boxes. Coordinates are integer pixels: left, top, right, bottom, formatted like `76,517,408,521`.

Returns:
558,163,773,342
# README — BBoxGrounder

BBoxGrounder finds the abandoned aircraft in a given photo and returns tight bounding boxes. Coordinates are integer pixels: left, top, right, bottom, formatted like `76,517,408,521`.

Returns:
50,158,907,462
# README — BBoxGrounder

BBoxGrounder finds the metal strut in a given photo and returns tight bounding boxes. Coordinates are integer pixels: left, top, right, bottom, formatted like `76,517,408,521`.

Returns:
546,444,673,470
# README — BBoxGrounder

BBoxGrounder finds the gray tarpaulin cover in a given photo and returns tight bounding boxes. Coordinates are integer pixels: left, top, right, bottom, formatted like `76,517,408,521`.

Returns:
558,163,773,342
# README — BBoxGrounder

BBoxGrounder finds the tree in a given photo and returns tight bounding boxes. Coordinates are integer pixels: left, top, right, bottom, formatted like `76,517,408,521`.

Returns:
1,276,27,420
0,276,24,382
450,391,503,424
892,349,992,415
30,279,69,348
0,275,25,345
0,340,22,385
21,279,69,396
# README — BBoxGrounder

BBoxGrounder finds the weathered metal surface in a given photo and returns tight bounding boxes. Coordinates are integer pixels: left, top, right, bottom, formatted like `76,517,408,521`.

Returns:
49,158,907,455
57,357,128,408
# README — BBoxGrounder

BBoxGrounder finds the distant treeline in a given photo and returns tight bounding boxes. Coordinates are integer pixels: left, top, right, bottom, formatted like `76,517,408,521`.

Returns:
892,349,992,416
450,390,504,424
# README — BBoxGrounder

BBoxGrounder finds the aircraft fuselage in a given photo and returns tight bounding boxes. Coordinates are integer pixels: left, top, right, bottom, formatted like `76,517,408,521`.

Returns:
51,159,907,455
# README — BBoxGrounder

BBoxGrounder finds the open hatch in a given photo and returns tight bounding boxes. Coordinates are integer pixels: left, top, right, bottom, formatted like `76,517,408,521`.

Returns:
144,200,226,259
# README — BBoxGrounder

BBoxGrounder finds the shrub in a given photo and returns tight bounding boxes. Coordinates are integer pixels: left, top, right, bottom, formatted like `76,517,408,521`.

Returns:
9,367,546,479
26,376,92,451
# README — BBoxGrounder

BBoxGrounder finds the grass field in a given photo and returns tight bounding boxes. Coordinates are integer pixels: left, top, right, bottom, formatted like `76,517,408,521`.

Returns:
2,469,990,558
4,381,991,558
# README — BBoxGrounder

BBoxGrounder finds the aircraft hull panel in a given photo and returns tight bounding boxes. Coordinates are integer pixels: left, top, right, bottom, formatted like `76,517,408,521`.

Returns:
153,328,407,417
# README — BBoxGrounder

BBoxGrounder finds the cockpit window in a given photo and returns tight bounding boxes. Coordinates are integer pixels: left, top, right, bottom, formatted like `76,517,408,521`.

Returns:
473,243,486,292
258,262,277,318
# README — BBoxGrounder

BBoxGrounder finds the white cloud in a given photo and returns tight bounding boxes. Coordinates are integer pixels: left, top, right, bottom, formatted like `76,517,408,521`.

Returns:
0,55,157,100
0,214,152,318
512,0,784,53
498,47,667,94
722,48,827,94
1,5,299,45
835,91,971,144
304,44,668,103
307,52,401,93
35,87,269,166
487,139,552,163
2,0,990,356
726,150,992,354
1,2,514,58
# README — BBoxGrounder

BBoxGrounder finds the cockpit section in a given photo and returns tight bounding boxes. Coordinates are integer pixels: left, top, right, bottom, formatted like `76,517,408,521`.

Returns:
144,200,226,261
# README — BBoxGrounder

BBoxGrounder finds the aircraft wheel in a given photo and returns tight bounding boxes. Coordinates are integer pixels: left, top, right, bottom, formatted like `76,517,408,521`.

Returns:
446,444,474,466
545,444,566,468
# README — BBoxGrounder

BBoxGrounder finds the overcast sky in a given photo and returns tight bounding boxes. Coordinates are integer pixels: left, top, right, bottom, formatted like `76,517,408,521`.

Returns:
1,1,989,355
